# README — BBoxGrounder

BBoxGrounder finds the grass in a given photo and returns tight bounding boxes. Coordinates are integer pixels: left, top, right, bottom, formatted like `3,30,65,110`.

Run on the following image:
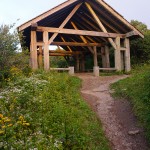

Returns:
0,70,110,150
99,70,130,76
111,64,150,141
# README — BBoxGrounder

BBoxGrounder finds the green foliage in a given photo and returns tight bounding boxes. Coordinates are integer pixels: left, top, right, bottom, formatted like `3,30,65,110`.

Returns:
111,64,150,141
0,24,19,79
50,56,68,68
0,72,110,149
0,24,31,85
130,20,150,64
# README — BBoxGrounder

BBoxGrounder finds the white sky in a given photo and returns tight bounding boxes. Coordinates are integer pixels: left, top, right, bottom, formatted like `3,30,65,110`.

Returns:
0,0,149,29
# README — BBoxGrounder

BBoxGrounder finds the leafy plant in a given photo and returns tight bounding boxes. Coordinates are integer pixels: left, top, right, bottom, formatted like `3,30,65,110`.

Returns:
0,71,110,149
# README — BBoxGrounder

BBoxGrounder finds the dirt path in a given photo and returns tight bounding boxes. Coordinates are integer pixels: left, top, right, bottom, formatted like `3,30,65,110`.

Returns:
76,73,149,150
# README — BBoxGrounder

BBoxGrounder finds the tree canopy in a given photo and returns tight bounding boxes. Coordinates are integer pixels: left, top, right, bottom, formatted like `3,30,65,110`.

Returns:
130,20,150,64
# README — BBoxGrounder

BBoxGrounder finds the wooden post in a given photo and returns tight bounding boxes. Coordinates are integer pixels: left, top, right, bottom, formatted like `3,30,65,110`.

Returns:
115,37,121,71
30,31,38,70
38,46,43,68
124,38,131,72
76,55,80,72
81,54,85,72
101,47,106,68
121,51,124,70
105,45,110,68
43,31,49,70
93,46,98,66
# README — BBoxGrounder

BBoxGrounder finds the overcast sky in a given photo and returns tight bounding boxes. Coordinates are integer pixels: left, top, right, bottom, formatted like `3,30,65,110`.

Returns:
0,0,149,29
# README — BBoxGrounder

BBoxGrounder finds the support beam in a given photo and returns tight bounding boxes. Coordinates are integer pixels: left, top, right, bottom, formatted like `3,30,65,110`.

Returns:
124,38,131,72
85,2,117,49
93,46,98,66
30,31,38,70
48,3,82,45
37,26,125,38
43,31,49,70
51,41,103,47
38,46,43,68
61,36,72,52
126,31,139,38
115,37,121,71
18,0,79,31
96,0,144,38
71,22,94,54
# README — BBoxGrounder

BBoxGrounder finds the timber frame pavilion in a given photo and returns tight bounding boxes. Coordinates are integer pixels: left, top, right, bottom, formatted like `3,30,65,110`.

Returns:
18,0,144,76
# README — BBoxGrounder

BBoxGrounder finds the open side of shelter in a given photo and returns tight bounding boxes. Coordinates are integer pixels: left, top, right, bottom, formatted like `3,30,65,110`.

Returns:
18,0,144,76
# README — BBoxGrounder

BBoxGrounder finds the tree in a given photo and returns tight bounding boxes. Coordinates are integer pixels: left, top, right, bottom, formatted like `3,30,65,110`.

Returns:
0,24,30,81
130,20,150,64
0,24,19,77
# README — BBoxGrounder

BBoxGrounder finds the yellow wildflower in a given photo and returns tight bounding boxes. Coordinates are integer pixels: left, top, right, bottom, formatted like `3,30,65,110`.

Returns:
23,123,30,126
2,125,6,129
0,114,3,118
0,130,4,135
7,124,13,127
19,116,24,121
4,118,11,122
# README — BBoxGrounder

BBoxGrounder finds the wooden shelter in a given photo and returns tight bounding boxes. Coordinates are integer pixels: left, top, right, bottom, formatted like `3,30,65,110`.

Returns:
18,0,144,75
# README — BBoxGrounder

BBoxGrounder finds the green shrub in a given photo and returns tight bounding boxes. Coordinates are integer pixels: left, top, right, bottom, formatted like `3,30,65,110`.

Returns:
0,71,110,149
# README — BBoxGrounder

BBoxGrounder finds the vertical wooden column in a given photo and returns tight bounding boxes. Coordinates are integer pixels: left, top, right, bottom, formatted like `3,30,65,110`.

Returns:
121,51,124,70
81,54,85,72
30,31,38,70
124,38,131,72
101,47,106,68
43,31,49,70
115,37,121,71
38,46,43,68
105,45,110,68
76,55,80,72
93,46,98,66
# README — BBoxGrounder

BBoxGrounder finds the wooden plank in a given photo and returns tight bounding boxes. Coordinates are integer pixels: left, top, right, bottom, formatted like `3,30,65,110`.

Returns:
120,47,127,51
37,26,125,38
48,3,82,45
96,0,144,38
18,0,79,31
30,31,38,70
50,68,70,71
43,31,49,70
85,2,117,49
99,68,116,70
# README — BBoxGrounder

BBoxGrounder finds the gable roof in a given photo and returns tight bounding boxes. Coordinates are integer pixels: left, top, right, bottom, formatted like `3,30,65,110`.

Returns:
18,0,144,49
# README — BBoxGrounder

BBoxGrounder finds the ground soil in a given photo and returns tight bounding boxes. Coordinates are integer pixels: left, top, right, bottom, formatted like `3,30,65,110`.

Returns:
76,73,149,150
